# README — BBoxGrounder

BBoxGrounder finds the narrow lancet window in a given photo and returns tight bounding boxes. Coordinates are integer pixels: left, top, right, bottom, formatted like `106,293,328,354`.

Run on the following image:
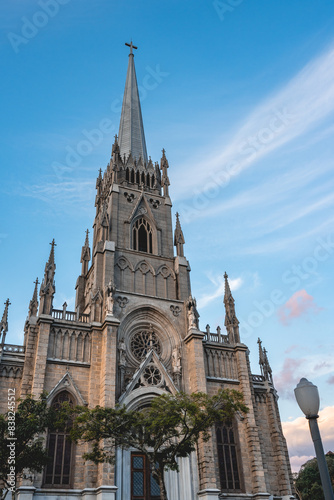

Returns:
44,391,75,487
132,218,153,253
216,421,241,492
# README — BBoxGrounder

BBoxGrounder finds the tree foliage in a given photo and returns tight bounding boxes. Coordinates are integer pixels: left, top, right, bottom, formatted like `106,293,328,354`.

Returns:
0,394,67,500
294,452,334,500
71,389,248,500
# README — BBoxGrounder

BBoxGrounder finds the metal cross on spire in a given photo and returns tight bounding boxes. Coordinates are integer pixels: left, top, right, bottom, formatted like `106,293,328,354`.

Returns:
125,41,138,55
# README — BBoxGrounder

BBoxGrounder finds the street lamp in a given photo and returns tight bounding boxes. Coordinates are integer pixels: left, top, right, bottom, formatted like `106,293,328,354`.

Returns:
294,378,334,500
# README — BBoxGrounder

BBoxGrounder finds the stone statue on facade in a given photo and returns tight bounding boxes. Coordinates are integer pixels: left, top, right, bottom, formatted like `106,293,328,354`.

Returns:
186,295,199,330
118,338,127,367
105,280,116,315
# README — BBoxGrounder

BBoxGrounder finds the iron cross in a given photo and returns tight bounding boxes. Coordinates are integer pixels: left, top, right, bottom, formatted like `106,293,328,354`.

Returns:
125,41,138,54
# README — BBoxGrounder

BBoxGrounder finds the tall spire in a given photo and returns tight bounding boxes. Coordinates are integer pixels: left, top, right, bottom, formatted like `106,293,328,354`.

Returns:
224,272,240,343
174,212,185,257
118,42,148,164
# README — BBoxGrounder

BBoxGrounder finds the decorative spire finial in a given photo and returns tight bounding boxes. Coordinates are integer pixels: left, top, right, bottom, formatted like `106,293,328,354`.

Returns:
49,239,56,265
258,339,273,382
224,272,232,301
258,337,264,365
0,298,10,347
1,299,10,329
160,149,170,197
29,278,39,317
85,229,89,246
40,240,56,315
174,212,185,257
81,229,91,275
125,40,138,56
223,272,240,344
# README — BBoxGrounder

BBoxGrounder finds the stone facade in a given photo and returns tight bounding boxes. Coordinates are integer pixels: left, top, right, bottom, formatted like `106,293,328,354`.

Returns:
0,47,295,500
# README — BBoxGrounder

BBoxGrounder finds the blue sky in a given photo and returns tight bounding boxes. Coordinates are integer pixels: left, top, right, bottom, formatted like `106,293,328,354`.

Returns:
1,0,334,471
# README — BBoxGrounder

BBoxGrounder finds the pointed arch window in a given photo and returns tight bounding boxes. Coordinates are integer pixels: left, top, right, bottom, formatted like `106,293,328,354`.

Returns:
133,218,153,253
216,421,242,492
44,391,75,488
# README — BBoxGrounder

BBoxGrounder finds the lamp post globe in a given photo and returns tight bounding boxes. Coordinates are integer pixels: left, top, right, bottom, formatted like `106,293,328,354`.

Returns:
294,377,320,417
294,378,334,500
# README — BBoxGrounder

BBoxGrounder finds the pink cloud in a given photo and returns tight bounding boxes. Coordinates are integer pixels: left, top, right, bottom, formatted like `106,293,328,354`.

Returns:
282,406,334,472
278,289,322,325
284,344,299,354
274,357,304,398
274,354,334,399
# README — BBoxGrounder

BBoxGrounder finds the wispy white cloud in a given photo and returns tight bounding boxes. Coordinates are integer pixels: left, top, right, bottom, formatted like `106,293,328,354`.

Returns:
283,406,334,472
197,273,242,309
16,180,95,213
182,160,332,223
174,41,334,199
239,215,334,255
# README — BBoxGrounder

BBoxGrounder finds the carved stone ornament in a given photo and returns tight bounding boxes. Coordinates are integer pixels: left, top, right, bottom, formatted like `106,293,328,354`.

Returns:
149,198,161,209
117,296,129,308
170,305,181,317
138,207,147,215
124,192,135,203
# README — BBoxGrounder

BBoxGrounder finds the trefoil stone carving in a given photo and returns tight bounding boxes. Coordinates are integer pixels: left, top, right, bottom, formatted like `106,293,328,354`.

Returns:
116,296,129,308
170,305,181,317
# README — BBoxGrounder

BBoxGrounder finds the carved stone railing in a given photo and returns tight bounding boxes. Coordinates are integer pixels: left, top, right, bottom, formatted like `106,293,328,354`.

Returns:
1,344,25,354
52,309,90,323
203,325,229,344
252,374,265,383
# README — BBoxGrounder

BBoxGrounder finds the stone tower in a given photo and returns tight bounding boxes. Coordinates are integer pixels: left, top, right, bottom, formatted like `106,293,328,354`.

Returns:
0,44,295,500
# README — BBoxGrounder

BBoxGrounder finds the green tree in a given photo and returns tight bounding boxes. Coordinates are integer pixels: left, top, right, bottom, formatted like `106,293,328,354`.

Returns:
0,394,67,500
71,389,248,500
295,452,334,500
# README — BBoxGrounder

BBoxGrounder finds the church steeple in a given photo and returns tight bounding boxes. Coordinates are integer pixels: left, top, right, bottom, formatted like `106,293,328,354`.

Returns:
224,272,240,343
118,41,148,163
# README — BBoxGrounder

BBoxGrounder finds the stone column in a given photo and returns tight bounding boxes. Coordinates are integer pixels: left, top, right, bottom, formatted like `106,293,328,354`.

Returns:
19,318,38,398
30,316,53,397
84,324,102,487
184,329,220,500
96,315,120,488
174,256,191,301
235,345,269,499
266,387,294,497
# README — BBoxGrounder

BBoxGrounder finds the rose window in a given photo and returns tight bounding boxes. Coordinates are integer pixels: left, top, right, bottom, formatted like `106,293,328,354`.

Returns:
143,365,162,386
130,330,161,360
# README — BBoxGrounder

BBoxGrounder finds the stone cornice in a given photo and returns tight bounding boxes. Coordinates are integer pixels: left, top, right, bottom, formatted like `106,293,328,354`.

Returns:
184,328,205,344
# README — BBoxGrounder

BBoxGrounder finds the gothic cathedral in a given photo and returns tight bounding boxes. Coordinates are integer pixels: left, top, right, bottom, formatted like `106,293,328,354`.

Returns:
0,45,295,500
